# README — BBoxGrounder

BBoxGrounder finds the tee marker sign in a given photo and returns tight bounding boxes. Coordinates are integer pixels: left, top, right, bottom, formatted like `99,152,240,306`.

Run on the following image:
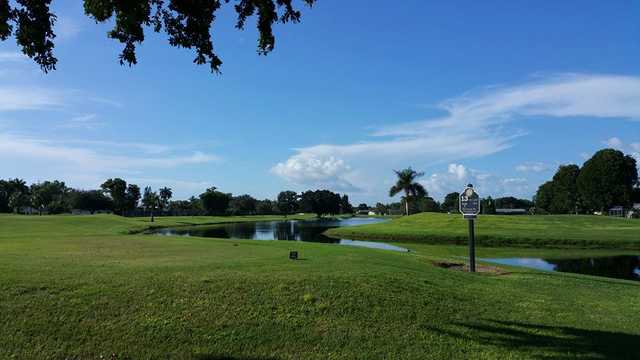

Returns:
459,185,480,219
459,184,480,272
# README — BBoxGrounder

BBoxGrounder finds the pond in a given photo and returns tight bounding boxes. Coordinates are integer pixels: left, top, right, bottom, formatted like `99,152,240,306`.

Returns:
482,256,640,282
151,217,409,252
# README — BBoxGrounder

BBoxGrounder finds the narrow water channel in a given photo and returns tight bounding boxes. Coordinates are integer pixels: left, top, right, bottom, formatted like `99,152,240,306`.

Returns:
151,217,409,252
483,256,640,281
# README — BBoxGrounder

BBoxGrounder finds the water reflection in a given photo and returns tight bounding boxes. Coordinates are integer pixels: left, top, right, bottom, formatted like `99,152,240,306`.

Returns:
483,256,640,281
152,217,408,252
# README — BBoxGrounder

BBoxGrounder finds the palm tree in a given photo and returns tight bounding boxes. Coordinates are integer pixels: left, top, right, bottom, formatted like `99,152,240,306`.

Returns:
142,186,160,222
159,187,173,211
389,168,427,216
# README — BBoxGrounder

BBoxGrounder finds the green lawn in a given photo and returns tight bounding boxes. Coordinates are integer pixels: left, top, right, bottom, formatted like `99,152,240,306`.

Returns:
1,214,639,359
327,212,640,249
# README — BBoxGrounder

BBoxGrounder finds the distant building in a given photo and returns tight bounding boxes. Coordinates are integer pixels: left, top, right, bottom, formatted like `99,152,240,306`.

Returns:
19,206,47,215
495,208,528,215
608,206,625,217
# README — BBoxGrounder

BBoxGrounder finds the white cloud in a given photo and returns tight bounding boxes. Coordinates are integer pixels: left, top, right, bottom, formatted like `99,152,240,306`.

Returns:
598,137,640,162
0,52,26,63
603,137,624,149
59,114,105,130
88,97,124,108
516,162,551,173
271,153,359,191
273,74,640,200
58,139,172,155
422,164,530,200
0,86,121,113
0,87,65,111
0,134,221,189
448,163,467,180
55,17,82,40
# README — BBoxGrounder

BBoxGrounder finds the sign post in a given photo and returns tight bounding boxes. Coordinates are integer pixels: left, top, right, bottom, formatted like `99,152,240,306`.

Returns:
459,184,480,272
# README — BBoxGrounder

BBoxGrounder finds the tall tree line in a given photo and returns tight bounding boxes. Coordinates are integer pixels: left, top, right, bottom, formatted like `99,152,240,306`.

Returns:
0,177,354,219
535,149,639,214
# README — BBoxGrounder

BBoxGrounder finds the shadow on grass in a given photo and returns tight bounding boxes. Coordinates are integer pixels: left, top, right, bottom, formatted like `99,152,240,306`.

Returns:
194,355,278,360
518,270,640,287
432,319,639,359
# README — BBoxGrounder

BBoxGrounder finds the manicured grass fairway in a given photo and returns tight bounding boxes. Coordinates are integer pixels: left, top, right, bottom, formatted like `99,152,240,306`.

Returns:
327,212,640,249
1,215,639,359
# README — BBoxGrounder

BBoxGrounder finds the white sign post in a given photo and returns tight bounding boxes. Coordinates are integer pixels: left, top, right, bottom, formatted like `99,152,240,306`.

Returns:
459,184,480,272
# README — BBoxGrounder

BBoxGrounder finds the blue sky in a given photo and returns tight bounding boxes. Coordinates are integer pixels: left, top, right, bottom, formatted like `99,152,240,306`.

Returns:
0,0,639,204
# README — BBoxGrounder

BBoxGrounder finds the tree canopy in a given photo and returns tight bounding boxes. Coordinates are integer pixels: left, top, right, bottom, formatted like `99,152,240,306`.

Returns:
199,187,232,215
0,0,316,73
276,190,299,216
299,189,341,218
577,149,637,212
441,192,459,213
535,165,580,214
536,149,638,214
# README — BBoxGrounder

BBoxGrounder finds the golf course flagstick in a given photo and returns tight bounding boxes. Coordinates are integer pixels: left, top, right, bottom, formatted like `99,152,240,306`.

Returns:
459,184,480,273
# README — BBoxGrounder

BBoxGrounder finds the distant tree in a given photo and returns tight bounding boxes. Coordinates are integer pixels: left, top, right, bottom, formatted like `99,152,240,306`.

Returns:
188,196,203,212
548,164,581,214
577,149,638,213
1,178,30,213
419,196,440,213
0,180,11,213
8,190,29,214
30,190,45,215
277,190,299,217
535,181,554,214
256,199,278,215
495,197,534,210
299,190,341,217
388,202,403,215
1,0,317,73
200,187,232,215
142,186,160,222
357,203,369,211
125,184,141,213
0,179,29,213
168,200,192,211
374,202,389,216
228,194,258,215
340,194,354,214
158,187,173,210
30,180,69,214
441,192,460,213
167,198,204,215
101,178,128,215
481,196,496,215
69,190,113,214
389,168,427,216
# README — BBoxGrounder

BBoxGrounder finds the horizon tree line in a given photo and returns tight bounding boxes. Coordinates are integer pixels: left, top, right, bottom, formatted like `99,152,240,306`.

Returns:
0,177,355,219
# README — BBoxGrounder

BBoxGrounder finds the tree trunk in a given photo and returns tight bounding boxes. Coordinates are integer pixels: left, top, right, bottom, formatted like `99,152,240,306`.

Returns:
405,199,409,216
151,211,155,223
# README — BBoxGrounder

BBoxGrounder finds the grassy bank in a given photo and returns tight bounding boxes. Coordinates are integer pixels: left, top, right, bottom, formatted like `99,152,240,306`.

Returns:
1,215,639,359
326,212,640,249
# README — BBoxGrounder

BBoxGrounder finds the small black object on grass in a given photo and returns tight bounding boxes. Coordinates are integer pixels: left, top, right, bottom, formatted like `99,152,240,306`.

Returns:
289,251,298,260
